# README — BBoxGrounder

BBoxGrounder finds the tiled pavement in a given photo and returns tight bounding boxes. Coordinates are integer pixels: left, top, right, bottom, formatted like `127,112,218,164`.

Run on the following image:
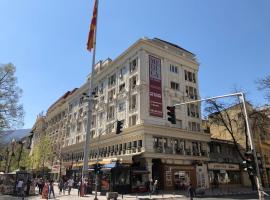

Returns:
1,186,270,200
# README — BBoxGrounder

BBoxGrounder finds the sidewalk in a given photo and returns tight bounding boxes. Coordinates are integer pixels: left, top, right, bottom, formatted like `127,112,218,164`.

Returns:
201,187,270,197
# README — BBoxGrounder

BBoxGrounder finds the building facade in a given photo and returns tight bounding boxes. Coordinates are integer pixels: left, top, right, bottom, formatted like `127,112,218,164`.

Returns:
208,103,270,187
44,37,210,191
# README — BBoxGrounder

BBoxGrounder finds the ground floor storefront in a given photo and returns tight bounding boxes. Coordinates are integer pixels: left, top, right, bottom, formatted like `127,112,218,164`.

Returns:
208,162,242,189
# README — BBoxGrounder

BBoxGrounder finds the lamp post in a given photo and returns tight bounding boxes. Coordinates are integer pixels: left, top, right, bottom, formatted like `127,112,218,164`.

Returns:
173,92,264,200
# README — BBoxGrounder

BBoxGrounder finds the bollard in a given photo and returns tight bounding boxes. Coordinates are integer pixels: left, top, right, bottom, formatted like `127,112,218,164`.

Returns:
136,193,138,199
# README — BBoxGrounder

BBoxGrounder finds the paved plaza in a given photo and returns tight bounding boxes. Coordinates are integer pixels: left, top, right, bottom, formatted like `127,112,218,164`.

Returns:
1,185,270,200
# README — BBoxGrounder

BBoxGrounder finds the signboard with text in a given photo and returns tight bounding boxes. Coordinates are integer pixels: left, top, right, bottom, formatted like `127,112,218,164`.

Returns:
208,163,239,171
149,55,163,117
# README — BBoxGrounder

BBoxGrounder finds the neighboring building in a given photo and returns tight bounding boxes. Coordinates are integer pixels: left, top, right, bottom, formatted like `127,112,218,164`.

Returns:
52,37,211,192
208,138,243,188
208,103,270,187
29,114,47,155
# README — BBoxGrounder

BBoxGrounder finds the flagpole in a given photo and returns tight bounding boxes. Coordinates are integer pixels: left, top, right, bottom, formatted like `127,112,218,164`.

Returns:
82,0,99,182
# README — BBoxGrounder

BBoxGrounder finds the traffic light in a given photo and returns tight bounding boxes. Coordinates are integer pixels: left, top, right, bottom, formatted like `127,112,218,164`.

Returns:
167,106,176,124
243,151,257,176
94,163,102,174
116,120,123,134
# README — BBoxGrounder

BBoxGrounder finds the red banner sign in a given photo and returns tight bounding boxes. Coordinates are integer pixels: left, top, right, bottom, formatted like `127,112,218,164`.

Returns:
149,55,163,117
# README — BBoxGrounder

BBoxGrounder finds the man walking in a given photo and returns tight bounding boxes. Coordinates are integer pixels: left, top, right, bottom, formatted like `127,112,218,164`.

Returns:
187,183,196,200
17,179,25,200
67,178,74,195
49,180,55,199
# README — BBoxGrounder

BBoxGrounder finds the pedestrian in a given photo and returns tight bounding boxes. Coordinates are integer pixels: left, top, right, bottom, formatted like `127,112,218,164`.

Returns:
63,180,68,195
49,180,55,199
67,178,74,195
37,178,43,194
187,183,196,200
26,178,31,196
153,180,158,194
42,180,49,199
16,179,25,200
77,179,81,196
58,178,64,195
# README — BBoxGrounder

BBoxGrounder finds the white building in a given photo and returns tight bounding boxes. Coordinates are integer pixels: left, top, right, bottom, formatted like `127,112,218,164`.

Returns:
52,37,210,191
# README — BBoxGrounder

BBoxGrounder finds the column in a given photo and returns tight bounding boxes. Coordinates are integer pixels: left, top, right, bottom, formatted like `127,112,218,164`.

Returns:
162,138,165,153
145,158,153,181
172,138,175,154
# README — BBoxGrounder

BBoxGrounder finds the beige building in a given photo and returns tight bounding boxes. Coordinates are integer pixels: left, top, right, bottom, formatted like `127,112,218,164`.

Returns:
48,37,211,192
208,103,270,187
27,37,212,191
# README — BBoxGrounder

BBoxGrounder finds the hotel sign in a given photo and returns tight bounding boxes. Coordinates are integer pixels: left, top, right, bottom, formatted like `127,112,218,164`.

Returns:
208,163,239,171
149,55,163,117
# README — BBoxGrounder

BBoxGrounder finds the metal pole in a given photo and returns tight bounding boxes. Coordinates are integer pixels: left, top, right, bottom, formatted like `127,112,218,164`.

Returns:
94,134,101,200
82,0,99,179
240,93,264,200
173,92,264,200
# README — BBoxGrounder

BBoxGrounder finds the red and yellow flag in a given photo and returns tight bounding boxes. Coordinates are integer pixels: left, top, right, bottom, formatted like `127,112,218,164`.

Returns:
87,0,98,52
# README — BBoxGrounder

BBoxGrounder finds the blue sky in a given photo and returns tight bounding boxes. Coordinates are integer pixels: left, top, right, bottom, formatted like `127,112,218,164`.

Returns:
0,0,269,129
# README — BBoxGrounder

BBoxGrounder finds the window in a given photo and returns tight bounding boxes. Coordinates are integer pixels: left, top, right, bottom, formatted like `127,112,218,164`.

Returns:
186,86,198,100
118,102,125,112
107,106,115,120
184,70,196,83
176,120,183,129
108,74,116,87
77,122,82,132
99,82,104,94
108,89,115,102
76,136,81,143
99,112,104,121
130,95,137,110
130,58,137,73
130,76,137,90
91,115,96,127
187,104,199,118
170,64,178,73
119,67,125,79
129,115,137,126
119,83,125,93
188,121,201,132
138,140,142,147
170,81,179,91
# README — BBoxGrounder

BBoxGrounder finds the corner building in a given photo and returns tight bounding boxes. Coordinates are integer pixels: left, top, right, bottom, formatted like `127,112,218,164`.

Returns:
61,38,210,192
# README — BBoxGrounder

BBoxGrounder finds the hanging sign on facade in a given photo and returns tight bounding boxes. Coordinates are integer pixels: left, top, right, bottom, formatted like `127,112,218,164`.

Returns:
149,55,163,117
208,163,239,171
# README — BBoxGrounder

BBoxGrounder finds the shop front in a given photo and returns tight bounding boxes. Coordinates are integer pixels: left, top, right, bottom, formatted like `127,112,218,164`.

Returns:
208,163,241,188
163,165,197,191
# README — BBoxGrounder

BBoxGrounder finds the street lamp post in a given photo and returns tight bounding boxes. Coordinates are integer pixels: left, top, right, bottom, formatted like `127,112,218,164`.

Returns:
173,92,264,200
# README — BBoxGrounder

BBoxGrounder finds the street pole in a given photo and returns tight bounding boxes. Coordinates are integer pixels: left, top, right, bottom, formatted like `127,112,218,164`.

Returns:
241,93,264,200
173,92,264,200
82,0,99,196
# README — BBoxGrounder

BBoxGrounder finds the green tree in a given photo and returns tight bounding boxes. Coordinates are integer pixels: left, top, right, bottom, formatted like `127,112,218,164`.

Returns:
0,63,24,131
30,135,53,171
